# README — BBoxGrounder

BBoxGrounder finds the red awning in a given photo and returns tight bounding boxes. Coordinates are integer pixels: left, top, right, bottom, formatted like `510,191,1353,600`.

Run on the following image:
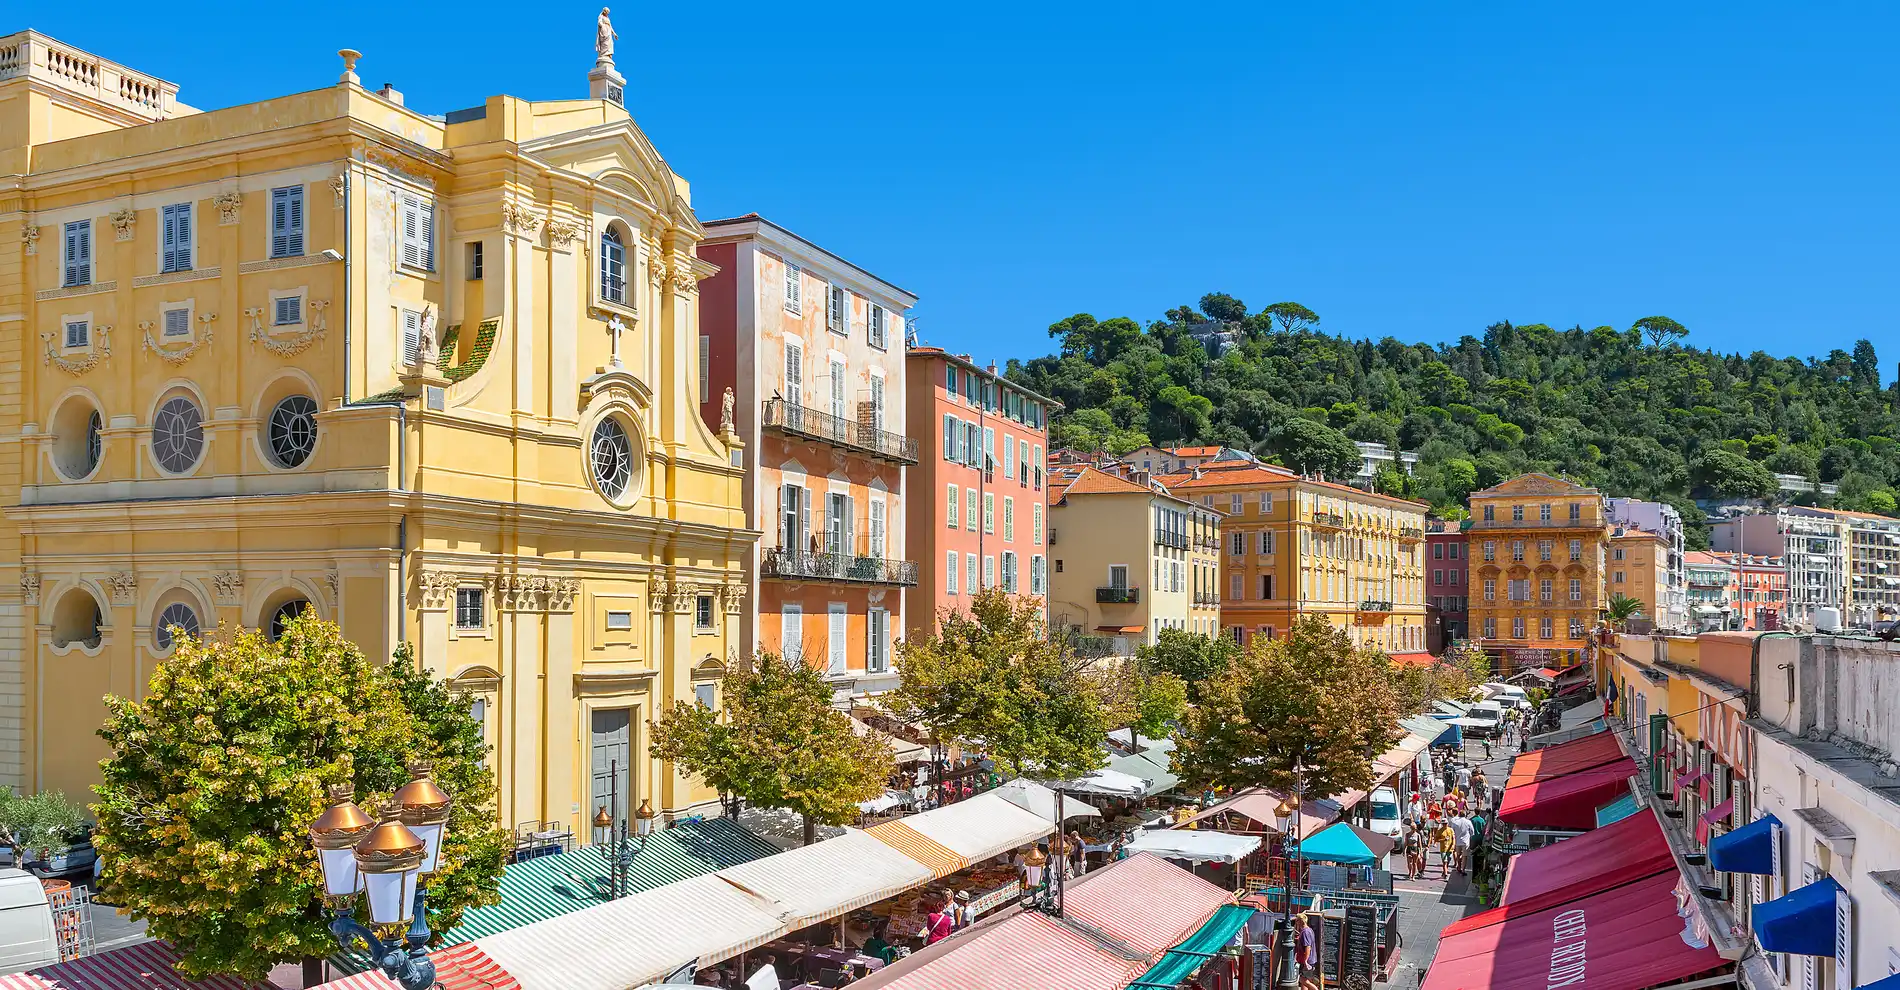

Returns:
0,942,269,990
1095,625,1145,634
1061,851,1239,956
1697,798,1735,845
1552,664,1592,682
1533,667,1561,680
861,911,1146,990
1497,759,1639,830
1555,679,1591,697
1492,809,1673,911
1505,730,1624,786
1389,652,1437,668
312,946,519,990
1421,871,1723,990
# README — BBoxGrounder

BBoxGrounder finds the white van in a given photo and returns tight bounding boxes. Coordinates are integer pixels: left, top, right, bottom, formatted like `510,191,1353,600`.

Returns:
1465,701,1505,738
0,870,59,974
1482,683,1532,711
1367,787,1404,850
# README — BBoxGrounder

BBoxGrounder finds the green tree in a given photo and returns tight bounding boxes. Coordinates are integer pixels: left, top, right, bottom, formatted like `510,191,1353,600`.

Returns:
1172,616,1404,802
1269,417,1362,480
92,615,504,981
1262,302,1321,335
1198,292,1247,323
887,589,1175,781
1136,629,1239,703
1632,315,1688,349
1692,449,1778,499
1605,593,1645,629
649,654,895,846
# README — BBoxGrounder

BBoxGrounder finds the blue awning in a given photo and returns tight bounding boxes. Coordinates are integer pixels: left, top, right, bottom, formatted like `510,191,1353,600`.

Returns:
1752,874,1844,956
1858,974,1900,990
1709,813,1780,875
1595,792,1641,827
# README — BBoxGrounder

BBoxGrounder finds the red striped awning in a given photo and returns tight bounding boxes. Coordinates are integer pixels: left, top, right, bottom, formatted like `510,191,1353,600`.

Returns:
312,944,518,990
0,941,268,990
1388,652,1437,668
865,912,1145,990
1060,851,1234,957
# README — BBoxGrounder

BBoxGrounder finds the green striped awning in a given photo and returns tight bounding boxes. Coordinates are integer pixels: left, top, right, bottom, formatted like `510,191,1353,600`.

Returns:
441,818,781,944
330,817,782,972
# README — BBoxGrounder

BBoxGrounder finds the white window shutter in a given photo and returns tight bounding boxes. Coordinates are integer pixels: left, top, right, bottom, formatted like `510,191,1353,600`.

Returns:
419,199,434,270
400,197,420,268
402,310,422,364
871,500,886,558
799,487,811,547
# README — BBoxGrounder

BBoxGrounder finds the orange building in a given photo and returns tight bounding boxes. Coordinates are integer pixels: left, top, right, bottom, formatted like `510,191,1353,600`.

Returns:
1466,474,1610,670
698,216,916,698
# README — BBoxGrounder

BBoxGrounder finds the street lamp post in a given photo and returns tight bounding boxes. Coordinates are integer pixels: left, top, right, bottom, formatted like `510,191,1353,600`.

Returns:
308,764,453,990
592,784,657,901
1273,773,1305,990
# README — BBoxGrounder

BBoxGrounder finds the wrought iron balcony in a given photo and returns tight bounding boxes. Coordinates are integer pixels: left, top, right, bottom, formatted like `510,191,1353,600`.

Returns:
760,547,918,587
1154,531,1188,550
1398,526,1425,542
761,398,918,465
1312,512,1345,530
1468,516,1601,530
1096,586,1141,604
1358,599,1395,613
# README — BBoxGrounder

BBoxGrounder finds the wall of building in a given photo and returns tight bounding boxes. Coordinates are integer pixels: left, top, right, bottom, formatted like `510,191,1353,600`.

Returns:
1467,474,1609,669
2,49,751,833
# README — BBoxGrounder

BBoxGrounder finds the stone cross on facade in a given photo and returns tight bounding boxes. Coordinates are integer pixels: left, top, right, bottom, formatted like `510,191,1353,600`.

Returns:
607,315,627,368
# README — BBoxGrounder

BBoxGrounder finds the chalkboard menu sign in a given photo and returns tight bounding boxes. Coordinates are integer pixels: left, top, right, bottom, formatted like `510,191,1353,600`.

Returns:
1318,911,1343,982
1252,947,1274,990
1338,904,1378,990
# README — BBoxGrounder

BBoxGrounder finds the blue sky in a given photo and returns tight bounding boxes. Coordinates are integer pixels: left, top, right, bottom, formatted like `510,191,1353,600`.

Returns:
30,3,1897,374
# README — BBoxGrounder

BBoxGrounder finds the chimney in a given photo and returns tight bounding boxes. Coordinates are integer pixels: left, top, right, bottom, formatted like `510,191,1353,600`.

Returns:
377,83,404,106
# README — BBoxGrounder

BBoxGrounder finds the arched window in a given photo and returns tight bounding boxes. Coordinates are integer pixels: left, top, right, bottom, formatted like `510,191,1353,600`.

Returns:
600,226,627,305
154,601,200,651
269,598,311,641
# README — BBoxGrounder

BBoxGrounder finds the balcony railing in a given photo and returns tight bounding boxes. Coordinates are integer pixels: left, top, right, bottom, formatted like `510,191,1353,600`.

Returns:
1193,594,1221,607
760,547,918,586
1398,526,1425,542
762,398,918,465
1311,512,1345,529
1154,531,1188,550
1097,586,1141,604
1358,599,1395,613
1469,517,1602,530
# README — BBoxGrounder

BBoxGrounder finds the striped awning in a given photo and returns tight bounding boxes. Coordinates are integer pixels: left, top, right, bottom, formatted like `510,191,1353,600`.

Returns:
716,830,935,930
864,820,970,878
882,793,1054,863
440,817,779,944
864,911,1146,990
474,872,787,990
0,941,269,990
1060,852,1236,956
312,945,518,990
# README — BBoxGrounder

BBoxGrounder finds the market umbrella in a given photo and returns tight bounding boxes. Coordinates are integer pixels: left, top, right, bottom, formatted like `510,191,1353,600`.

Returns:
1299,821,1396,865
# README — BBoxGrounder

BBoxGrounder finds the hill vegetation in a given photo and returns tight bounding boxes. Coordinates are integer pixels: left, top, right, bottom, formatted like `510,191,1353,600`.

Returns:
1007,295,1900,545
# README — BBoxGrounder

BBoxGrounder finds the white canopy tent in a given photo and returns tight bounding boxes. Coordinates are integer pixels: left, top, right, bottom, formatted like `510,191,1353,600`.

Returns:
715,830,935,930
991,779,1103,822
1045,767,1152,798
1123,829,1262,865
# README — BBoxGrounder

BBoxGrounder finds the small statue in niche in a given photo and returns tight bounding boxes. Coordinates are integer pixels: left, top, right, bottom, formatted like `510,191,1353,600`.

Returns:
720,387,736,435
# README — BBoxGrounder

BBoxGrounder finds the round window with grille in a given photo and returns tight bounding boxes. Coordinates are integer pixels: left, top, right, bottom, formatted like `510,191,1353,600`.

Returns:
591,416,634,503
268,395,319,468
152,395,205,474
154,601,200,651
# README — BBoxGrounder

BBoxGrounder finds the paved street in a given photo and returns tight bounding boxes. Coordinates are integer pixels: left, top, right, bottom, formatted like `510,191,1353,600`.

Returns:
1386,699,1603,987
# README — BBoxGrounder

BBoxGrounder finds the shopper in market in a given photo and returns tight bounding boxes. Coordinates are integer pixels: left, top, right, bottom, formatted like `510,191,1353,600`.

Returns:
1293,913,1320,990
1448,811,1474,874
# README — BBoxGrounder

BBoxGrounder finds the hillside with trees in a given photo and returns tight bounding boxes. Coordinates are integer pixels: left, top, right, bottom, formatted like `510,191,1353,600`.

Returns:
1008,295,1900,544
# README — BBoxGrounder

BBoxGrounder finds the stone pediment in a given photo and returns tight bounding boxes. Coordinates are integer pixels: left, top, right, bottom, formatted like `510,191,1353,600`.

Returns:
580,366,652,413
1477,472,1592,497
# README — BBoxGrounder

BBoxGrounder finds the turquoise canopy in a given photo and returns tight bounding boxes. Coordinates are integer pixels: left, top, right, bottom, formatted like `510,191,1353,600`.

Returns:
1300,821,1395,865
1128,903,1256,989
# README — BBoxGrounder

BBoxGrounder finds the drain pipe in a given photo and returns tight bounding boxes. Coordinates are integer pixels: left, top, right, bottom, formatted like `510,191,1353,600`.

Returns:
336,169,352,404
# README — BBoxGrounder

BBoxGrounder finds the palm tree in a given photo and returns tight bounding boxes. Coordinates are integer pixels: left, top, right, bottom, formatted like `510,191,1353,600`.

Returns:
1604,594,1644,630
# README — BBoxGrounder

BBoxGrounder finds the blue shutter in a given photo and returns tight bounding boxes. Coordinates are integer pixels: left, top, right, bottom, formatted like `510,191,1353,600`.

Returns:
64,221,91,286
271,187,305,258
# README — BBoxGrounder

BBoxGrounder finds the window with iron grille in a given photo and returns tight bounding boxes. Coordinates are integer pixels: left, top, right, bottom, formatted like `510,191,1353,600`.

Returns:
456,587,485,629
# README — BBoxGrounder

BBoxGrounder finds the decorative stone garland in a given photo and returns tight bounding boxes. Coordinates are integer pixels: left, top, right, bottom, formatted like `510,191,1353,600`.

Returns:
41,324,110,375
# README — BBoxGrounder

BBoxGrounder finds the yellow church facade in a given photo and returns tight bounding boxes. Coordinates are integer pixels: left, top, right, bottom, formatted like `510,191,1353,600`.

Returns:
0,28,751,832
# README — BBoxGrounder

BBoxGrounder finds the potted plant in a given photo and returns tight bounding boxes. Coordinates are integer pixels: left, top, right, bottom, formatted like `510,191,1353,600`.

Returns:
0,791,92,875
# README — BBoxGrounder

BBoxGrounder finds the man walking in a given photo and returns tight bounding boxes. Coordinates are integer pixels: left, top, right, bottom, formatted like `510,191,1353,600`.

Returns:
1448,812,1474,875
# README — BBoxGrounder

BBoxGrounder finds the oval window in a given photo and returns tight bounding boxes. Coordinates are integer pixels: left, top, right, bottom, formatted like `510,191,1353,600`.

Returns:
268,395,319,468
152,395,205,474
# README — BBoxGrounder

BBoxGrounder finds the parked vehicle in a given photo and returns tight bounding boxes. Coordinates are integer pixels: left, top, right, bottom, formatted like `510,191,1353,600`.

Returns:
1480,683,1532,711
0,869,60,973
1463,701,1504,738
1366,787,1404,850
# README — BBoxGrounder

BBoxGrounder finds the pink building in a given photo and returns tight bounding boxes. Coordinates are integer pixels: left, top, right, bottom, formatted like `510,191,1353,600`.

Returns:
903,348,1057,638
699,216,917,698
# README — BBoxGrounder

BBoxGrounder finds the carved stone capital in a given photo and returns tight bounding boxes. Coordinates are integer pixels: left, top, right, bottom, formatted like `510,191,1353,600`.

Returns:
667,264,699,294
20,572,39,606
501,202,541,236
330,173,348,207
108,208,136,242
720,581,747,615
418,570,461,611
546,577,580,612
213,191,243,226
108,571,136,607
647,256,667,285
544,217,584,247
21,224,39,256
211,571,244,607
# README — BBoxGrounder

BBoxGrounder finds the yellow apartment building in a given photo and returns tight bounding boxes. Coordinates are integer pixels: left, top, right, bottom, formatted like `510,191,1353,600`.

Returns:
1467,474,1610,669
0,25,752,833
1045,467,1220,655
1610,526,1670,628
1157,462,1429,654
